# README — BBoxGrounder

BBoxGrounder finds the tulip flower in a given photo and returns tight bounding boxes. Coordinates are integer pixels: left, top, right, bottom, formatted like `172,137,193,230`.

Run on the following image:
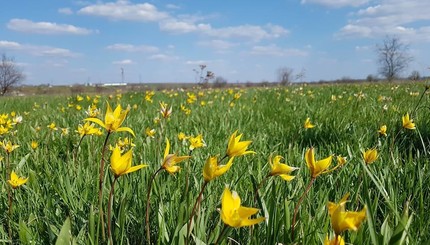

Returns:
324,235,345,245
402,113,416,130
268,155,298,181
363,149,378,164
305,148,333,178
189,134,206,151
220,187,265,228
327,193,366,235
85,101,135,136
161,138,191,174
203,156,235,182
8,171,28,189
304,118,315,129
110,146,147,178
378,125,387,136
226,130,255,158
2,141,19,154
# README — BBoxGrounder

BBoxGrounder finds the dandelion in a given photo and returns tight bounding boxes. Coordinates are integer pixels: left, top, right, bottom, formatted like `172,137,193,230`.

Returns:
363,149,378,164
402,113,416,130
304,118,315,129
226,130,255,158
378,125,387,136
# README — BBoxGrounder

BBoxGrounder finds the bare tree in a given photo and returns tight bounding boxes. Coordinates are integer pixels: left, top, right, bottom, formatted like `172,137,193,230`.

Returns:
0,54,25,95
277,67,294,85
376,36,412,81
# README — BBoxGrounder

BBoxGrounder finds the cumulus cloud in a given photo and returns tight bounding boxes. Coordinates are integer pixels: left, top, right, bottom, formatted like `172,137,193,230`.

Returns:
78,1,168,22
159,19,211,33
337,0,430,41
250,44,308,57
0,40,80,57
112,59,134,65
198,39,238,51
7,19,94,35
106,43,159,53
301,0,369,8
205,24,289,41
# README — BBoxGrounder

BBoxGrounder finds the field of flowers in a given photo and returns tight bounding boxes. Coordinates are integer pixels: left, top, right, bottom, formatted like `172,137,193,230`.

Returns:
0,82,429,244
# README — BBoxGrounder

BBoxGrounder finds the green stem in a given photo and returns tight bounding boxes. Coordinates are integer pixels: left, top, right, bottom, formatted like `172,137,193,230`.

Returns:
98,131,111,242
108,177,118,245
291,177,315,241
73,135,86,165
186,181,208,245
146,167,164,244
8,186,13,241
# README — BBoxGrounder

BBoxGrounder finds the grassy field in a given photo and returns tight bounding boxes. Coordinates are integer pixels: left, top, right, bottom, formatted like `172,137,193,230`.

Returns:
0,82,429,244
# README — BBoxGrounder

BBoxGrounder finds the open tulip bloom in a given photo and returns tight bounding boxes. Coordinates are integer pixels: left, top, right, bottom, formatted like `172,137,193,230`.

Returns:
402,113,416,130
226,130,255,158
161,138,191,174
268,155,298,181
327,193,366,236
305,148,333,178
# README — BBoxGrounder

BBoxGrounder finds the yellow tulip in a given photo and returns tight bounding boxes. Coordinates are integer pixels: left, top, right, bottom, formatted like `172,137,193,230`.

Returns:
2,141,19,154
220,187,265,228
189,134,206,150
402,113,416,130
327,193,366,235
304,117,315,129
305,148,332,178
161,139,191,174
110,146,147,178
85,101,135,136
363,149,378,164
145,127,156,138
268,155,298,181
30,141,38,150
8,171,28,189
378,125,387,136
76,121,100,137
324,235,345,245
203,156,235,182
226,130,255,158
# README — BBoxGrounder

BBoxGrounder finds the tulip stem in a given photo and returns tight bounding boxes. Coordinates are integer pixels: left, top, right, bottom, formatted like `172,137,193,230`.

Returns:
254,175,270,204
186,181,208,245
107,177,118,245
8,187,13,241
97,131,111,242
73,135,85,165
291,177,315,241
146,167,164,244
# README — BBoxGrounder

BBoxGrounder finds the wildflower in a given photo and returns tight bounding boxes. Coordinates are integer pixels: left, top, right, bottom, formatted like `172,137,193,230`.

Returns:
203,156,235,182
85,101,135,136
2,141,19,154
160,102,172,119
220,187,265,228
178,132,189,141
76,122,101,137
110,146,147,178
189,134,206,151
48,122,58,131
336,155,347,166
61,128,69,136
85,105,100,118
363,149,378,164
305,148,332,178
402,113,416,130
161,139,191,174
268,155,298,181
226,130,255,158
145,127,156,138
8,171,28,189
378,125,387,136
304,118,315,129
30,141,38,150
327,193,366,235
324,235,345,245
12,116,22,125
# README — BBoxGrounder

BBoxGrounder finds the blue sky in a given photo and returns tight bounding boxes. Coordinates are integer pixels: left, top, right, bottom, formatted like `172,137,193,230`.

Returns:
1,0,430,85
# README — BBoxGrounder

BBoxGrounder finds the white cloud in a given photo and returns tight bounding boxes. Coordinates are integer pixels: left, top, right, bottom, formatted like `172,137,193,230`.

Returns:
301,0,369,8
149,54,178,61
58,8,73,15
166,4,180,9
205,24,289,41
159,19,211,33
250,44,308,57
7,19,94,35
198,39,238,51
78,1,168,22
106,43,159,53
113,59,134,65
337,0,430,41
0,40,80,57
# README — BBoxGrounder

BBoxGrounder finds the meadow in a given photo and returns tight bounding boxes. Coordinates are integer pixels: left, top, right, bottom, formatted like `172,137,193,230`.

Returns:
0,82,429,244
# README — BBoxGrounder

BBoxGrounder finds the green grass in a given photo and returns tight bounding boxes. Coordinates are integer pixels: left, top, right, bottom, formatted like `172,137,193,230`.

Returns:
0,82,429,244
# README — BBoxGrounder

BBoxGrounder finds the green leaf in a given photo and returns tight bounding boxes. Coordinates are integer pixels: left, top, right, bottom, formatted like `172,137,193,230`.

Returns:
55,217,72,245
